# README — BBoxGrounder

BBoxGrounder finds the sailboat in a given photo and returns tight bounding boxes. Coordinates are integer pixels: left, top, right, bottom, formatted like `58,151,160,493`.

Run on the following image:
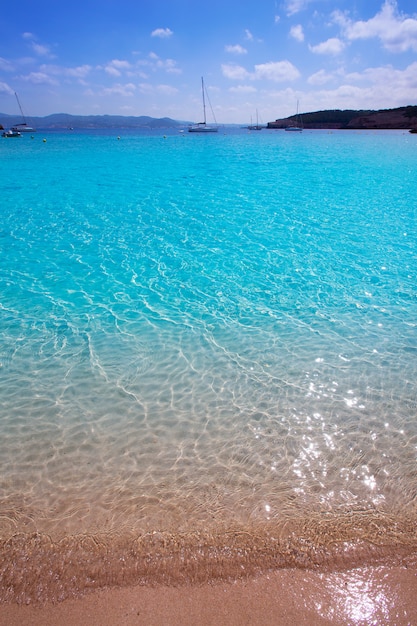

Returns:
188,77,218,133
285,100,303,132
11,92,36,133
248,109,263,130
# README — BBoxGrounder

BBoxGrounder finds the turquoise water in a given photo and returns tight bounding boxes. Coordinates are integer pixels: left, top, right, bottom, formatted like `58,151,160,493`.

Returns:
1,128,417,601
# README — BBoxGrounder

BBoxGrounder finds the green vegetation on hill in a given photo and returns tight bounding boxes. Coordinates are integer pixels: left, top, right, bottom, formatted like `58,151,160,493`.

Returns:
300,109,373,125
404,105,417,119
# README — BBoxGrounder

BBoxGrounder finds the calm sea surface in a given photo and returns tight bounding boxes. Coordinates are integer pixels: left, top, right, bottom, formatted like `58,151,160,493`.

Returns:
1,128,417,601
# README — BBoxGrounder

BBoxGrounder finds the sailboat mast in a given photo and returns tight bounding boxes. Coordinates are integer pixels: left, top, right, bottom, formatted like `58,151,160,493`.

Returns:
15,92,27,124
201,77,207,125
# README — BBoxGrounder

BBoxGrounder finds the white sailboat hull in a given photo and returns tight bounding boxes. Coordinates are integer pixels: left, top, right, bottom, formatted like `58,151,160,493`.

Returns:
11,123,35,133
188,123,218,133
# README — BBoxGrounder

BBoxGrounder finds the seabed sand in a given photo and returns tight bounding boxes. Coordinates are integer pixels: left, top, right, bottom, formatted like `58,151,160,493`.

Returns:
1,564,417,626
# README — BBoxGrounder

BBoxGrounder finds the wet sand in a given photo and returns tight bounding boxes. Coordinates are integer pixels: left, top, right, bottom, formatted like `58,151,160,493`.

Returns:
1,522,417,624
2,564,417,626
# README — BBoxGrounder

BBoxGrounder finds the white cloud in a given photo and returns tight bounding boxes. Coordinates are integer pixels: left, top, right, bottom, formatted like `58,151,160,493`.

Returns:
109,60,131,70
66,65,92,79
243,29,263,44
0,57,14,72
290,25,304,42
229,85,257,94
307,69,334,85
225,44,247,55
254,61,300,82
20,72,59,85
157,58,181,74
285,0,311,17
345,61,417,89
102,83,136,97
145,53,181,74
333,0,417,53
151,28,173,39
222,60,300,82
0,81,14,95
104,59,132,77
155,84,179,95
138,82,154,95
36,63,92,81
138,82,178,96
306,61,417,111
309,37,345,55
221,64,251,80
31,43,52,57
21,32,55,59
306,84,372,110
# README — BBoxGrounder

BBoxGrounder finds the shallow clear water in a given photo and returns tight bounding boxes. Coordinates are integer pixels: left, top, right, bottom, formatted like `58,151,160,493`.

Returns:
1,128,417,601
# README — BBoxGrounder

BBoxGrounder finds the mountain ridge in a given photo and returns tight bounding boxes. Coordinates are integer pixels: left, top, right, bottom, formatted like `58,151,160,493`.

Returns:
0,112,187,130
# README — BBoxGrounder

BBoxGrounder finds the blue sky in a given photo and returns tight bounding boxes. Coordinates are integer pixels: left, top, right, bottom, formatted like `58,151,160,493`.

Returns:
1,0,416,124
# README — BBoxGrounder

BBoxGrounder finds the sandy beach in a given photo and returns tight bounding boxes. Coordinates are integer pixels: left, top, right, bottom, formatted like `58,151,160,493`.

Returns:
2,563,417,626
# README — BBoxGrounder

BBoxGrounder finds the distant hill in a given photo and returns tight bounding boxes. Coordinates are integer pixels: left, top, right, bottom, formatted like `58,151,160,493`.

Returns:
0,112,187,130
267,106,417,130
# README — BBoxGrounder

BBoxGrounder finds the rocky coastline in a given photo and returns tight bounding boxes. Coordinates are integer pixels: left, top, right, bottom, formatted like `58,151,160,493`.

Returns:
267,105,417,130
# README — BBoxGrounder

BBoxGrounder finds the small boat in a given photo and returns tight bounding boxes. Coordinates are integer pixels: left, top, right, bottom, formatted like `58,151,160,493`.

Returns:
409,128,417,134
10,92,36,133
285,101,303,132
189,77,218,133
2,129,21,137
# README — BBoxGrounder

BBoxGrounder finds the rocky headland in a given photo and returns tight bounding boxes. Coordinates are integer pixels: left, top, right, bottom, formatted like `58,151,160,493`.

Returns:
267,105,417,130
